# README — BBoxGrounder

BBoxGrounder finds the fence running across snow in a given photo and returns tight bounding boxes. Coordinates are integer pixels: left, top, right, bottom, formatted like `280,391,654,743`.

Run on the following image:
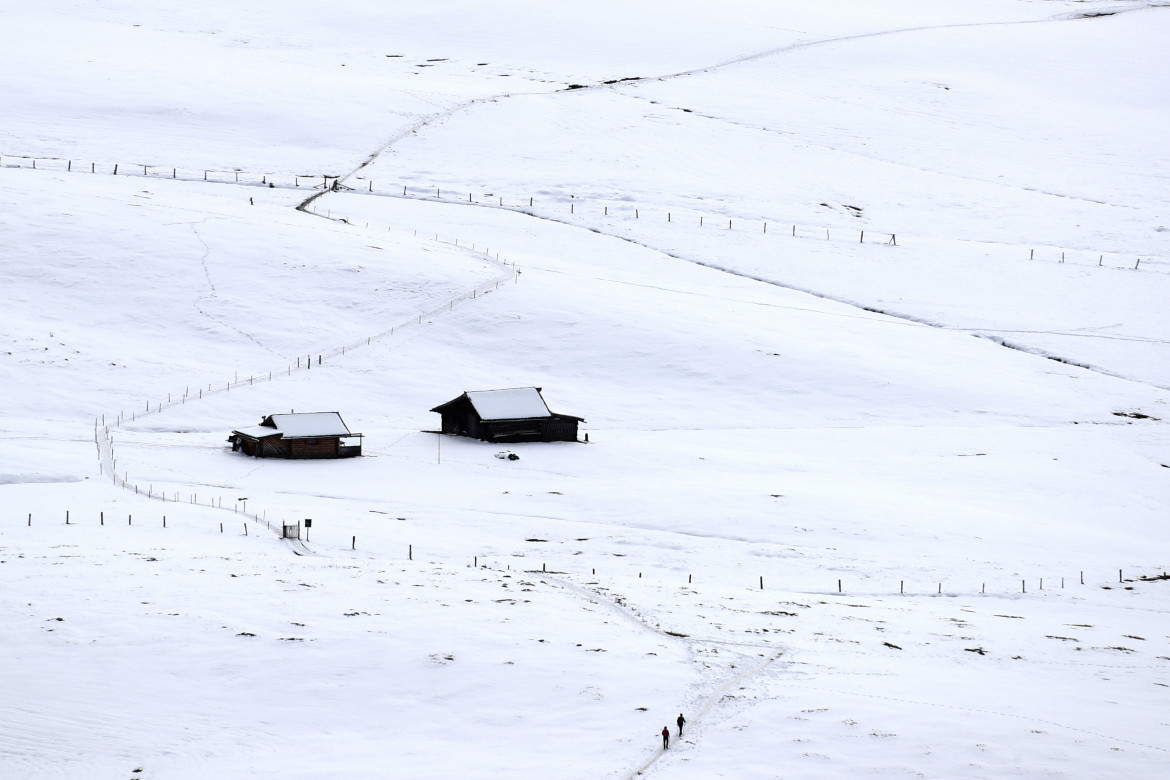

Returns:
9,509,1169,599
4,152,1159,273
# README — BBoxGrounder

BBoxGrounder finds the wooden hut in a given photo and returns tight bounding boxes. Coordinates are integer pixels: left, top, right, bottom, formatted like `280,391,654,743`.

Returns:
430,388,583,443
228,412,362,458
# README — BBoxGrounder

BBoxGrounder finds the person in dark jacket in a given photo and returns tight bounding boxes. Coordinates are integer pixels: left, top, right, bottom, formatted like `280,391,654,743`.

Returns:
661,726,670,749
677,713,686,737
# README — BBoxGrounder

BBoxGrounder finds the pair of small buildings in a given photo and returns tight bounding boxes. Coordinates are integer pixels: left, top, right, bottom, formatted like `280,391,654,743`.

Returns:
228,387,583,459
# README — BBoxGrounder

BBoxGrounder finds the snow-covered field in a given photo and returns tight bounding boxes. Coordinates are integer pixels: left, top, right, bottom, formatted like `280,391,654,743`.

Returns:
2,1,1169,777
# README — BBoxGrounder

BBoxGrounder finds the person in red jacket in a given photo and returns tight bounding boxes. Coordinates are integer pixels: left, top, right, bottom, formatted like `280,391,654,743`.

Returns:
661,726,670,749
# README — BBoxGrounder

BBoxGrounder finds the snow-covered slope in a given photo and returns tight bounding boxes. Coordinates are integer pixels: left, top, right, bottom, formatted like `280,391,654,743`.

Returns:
2,2,1168,778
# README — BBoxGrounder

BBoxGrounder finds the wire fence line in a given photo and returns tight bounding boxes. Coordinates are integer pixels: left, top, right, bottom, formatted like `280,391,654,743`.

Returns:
7,151,1158,273
92,219,520,532
11,507,1170,599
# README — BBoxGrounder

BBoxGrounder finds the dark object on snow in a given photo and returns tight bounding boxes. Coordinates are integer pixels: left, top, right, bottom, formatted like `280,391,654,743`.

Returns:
661,726,670,749
228,412,362,458
431,387,583,443
677,713,686,737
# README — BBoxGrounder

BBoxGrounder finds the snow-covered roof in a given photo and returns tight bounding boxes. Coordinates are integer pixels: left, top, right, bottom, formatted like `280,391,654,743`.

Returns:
232,425,282,440
465,388,552,421
265,412,353,437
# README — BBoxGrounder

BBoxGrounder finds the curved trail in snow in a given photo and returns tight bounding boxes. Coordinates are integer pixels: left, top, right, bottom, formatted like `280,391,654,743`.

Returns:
543,573,784,779
306,7,1157,206
306,6,1170,394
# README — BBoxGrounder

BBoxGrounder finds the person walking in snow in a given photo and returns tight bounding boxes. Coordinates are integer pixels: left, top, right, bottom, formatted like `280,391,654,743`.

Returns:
661,726,670,749
677,713,686,737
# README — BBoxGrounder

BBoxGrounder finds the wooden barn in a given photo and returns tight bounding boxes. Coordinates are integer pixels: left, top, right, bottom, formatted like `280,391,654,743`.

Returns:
228,412,363,459
430,388,583,443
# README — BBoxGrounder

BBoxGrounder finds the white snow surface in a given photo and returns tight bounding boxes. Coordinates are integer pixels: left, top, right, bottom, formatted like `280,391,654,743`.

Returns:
2,1,1170,778
263,412,355,438
465,388,553,421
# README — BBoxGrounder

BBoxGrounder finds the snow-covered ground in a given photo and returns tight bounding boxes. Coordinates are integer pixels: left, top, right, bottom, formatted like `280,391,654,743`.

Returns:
2,1,1168,777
